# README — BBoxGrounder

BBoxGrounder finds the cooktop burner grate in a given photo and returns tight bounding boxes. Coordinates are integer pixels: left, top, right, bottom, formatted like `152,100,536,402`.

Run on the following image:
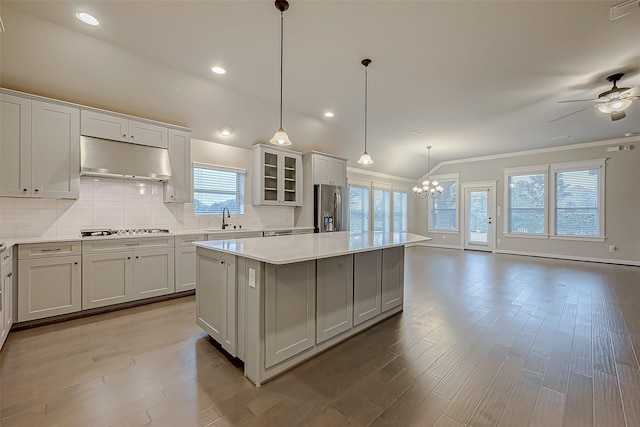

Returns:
81,228,171,237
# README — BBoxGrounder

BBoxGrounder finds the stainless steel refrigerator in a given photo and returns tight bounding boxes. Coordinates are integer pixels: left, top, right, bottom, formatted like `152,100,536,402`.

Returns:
314,184,349,233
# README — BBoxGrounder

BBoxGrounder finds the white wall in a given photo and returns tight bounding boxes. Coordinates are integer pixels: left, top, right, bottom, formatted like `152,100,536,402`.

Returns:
416,137,640,265
0,138,294,239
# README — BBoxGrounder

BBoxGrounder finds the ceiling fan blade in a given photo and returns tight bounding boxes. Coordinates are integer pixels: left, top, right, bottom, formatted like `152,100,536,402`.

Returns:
611,110,626,121
558,98,598,104
620,84,640,98
548,105,594,123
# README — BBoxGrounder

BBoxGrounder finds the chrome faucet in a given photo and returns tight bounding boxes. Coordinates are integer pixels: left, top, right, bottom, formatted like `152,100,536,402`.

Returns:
221,207,231,229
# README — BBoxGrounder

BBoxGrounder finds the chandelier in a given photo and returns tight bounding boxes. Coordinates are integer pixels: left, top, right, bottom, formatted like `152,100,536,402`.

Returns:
413,146,443,199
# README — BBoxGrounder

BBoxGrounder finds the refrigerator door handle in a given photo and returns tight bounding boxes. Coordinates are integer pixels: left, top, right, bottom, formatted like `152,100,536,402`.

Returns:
335,190,341,231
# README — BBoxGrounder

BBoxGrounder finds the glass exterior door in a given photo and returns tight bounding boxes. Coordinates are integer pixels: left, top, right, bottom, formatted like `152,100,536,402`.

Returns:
463,185,495,251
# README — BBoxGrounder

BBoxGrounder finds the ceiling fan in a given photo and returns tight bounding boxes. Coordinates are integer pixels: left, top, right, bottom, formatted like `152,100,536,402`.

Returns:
550,73,640,122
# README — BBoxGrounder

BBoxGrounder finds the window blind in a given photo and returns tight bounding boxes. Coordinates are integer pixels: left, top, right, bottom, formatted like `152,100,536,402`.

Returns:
430,179,457,230
193,166,245,215
349,186,370,232
555,169,599,236
508,173,545,234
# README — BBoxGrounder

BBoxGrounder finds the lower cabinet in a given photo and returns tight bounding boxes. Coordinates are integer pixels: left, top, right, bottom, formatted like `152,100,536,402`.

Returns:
82,252,132,309
132,248,174,300
196,250,237,356
17,254,82,322
316,255,353,343
175,234,205,292
1,249,14,348
353,250,382,326
381,246,404,312
265,261,316,368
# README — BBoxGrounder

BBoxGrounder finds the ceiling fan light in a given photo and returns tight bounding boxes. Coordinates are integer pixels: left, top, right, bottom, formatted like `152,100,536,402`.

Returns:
597,98,633,113
358,151,373,165
269,128,292,146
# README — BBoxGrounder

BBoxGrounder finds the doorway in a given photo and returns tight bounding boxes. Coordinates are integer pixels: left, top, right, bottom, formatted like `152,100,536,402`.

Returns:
462,182,496,252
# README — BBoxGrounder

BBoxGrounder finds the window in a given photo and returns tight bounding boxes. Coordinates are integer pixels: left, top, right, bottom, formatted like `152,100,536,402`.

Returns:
349,186,370,232
373,188,391,232
507,171,546,234
393,191,408,232
552,160,604,238
193,164,245,215
429,175,458,231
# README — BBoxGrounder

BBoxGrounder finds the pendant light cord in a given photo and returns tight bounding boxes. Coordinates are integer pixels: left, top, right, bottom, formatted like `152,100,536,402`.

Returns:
279,10,284,129
364,64,368,151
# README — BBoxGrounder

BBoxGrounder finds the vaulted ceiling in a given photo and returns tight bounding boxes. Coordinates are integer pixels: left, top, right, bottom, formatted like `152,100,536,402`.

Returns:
2,1,639,179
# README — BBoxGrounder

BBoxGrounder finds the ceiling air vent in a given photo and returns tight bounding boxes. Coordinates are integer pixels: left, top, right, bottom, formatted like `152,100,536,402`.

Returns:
610,0,639,20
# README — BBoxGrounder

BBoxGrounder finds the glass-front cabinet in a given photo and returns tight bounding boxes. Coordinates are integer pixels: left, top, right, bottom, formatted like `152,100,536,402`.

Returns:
252,145,302,206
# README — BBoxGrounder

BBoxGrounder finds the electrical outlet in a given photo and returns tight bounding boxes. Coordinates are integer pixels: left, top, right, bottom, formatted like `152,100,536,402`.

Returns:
609,245,616,252
248,268,256,288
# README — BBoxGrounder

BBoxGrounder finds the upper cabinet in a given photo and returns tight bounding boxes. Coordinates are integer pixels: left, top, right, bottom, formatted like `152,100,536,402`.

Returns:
252,145,302,206
163,129,192,203
81,110,168,149
0,93,80,199
312,153,347,187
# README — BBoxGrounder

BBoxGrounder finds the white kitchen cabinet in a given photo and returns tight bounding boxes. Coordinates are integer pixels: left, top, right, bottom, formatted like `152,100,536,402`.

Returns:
312,153,347,187
196,250,237,356
0,93,80,199
353,250,382,326
17,242,82,322
82,237,175,309
265,261,316,368
381,246,404,312
1,248,14,349
163,129,192,203
80,110,168,149
132,248,175,300
316,255,353,344
252,144,302,206
175,234,205,292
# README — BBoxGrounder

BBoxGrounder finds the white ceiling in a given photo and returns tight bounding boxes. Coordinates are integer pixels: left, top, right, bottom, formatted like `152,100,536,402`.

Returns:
2,1,640,179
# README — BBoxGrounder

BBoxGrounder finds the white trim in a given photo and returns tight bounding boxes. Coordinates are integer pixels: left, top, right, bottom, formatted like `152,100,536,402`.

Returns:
549,158,607,172
504,164,549,175
346,166,416,184
372,181,392,191
428,135,639,175
503,233,549,239
495,249,640,267
426,229,459,234
414,242,463,250
348,178,372,188
193,162,247,174
550,235,606,243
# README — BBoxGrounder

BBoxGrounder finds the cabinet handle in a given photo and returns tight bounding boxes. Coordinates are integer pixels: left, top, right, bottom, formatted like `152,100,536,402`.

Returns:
125,243,140,246
127,256,131,259
131,135,134,139
41,248,62,252
123,134,126,138
23,188,27,192
34,189,39,192
135,256,139,259
220,261,225,265
7,273,12,278
74,262,78,265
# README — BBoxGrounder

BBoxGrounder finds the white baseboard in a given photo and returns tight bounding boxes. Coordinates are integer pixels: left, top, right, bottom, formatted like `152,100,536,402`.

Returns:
495,249,640,267
411,242,463,250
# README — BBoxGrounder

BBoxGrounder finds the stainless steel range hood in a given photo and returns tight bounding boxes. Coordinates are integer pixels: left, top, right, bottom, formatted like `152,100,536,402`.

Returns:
80,136,172,181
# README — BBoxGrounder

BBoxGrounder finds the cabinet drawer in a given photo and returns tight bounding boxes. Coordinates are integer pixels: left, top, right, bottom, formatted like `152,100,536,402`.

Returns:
82,236,174,254
1,246,13,266
18,241,81,259
175,234,205,246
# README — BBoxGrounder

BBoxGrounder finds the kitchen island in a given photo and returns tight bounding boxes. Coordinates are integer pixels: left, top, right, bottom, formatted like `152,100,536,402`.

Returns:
194,231,430,386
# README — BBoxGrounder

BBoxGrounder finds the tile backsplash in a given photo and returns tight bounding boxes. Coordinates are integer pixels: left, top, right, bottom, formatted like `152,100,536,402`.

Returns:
0,177,294,238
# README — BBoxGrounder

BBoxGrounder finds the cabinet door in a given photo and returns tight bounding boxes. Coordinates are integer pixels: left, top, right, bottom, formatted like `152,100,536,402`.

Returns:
329,158,347,187
164,129,192,203
18,255,82,321
316,255,353,343
128,120,168,149
312,154,331,185
196,251,237,356
281,153,301,206
132,248,175,300
1,264,13,347
265,261,315,368
262,149,280,204
82,252,133,309
31,101,80,199
381,246,404,312
0,94,32,197
353,250,382,326
81,110,128,142
175,247,196,291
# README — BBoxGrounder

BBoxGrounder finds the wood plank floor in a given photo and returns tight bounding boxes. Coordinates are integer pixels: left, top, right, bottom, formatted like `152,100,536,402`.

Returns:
2,247,640,426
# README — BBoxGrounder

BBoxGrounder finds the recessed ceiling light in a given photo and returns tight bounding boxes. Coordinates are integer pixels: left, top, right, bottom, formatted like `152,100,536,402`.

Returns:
219,127,233,136
76,12,99,26
323,112,334,118
211,67,226,75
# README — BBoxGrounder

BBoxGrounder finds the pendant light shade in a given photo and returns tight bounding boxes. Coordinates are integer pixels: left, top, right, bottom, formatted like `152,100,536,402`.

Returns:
270,0,292,146
358,58,373,165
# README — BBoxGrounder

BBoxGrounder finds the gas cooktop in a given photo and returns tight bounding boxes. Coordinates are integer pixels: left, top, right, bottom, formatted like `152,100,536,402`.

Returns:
80,228,171,237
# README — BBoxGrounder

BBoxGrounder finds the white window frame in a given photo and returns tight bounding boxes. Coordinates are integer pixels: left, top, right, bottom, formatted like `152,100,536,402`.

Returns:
372,182,392,233
193,162,246,216
392,189,408,233
348,178,409,233
428,173,459,233
549,158,606,242
348,181,371,233
503,164,549,238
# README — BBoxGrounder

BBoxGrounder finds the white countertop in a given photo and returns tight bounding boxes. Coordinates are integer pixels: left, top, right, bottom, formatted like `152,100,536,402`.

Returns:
194,231,431,264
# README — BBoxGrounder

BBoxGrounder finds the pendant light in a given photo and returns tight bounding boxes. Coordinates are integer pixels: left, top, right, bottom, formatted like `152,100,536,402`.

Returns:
270,0,292,146
413,146,444,199
358,59,373,165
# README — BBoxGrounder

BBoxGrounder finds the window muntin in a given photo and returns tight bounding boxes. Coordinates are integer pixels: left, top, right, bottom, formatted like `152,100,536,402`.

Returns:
507,173,545,234
193,165,245,215
429,179,457,231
